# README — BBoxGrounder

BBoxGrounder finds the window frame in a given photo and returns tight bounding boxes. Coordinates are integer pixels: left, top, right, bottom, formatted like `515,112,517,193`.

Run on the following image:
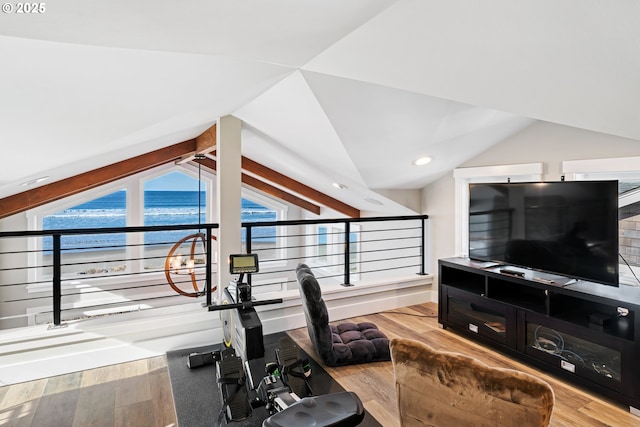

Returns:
453,162,544,257
563,156,640,287
26,164,215,291
25,163,292,293
26,180,132,291
240,186,288,264
452,157,640,288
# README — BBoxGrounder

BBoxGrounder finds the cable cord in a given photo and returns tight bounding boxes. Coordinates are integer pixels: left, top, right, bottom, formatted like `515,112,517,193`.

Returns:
619,252,640,285
533,325,584,367
214,378,249,427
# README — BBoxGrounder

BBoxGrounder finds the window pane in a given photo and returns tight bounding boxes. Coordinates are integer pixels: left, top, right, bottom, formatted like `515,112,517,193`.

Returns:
241,198,277,259
42,190,127,277
318,226,328,260
619,180,640,285
619,181,640,195
143,173,206,270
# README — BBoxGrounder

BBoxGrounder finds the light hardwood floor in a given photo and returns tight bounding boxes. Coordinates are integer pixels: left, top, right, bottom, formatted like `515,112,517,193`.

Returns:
1,303,639,426
0,356,177,427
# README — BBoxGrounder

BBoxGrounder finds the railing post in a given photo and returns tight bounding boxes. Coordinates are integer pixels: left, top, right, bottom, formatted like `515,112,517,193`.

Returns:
205,226,213,306
418,216,427,276
52,234,62,326
343,222,352,286
246,225,252,288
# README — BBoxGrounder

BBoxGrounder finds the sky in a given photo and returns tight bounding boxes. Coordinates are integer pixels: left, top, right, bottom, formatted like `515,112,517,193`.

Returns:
144,171,202,191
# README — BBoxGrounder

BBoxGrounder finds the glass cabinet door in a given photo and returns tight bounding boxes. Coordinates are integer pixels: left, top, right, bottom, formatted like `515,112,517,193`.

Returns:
524,319,626,393
444,286,515,346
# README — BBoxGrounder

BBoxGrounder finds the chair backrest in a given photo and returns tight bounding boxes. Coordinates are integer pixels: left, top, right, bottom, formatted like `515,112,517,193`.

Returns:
390,338,555,427
295,263,334,364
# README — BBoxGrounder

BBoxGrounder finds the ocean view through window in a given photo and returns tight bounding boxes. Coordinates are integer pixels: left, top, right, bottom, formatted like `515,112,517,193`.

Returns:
42,189,128,277
41,171,279,278
43,191,277,276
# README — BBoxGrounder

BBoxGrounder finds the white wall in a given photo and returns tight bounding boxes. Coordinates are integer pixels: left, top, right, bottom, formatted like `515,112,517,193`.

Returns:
463,122,640,180
0,213,30,328
423,121,640,302
423,174,456,282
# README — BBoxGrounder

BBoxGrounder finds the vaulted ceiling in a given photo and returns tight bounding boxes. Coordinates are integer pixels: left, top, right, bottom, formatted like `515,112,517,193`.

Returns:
1,1,639,214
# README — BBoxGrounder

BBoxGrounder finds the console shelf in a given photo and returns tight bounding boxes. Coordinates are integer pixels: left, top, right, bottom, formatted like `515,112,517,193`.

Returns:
438,257,640,413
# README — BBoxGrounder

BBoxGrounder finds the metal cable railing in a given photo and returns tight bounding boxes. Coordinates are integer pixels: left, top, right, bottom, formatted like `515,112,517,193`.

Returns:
0,215,428,329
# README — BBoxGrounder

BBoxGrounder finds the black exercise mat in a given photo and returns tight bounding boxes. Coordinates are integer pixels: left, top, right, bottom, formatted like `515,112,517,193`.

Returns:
166,331,382,427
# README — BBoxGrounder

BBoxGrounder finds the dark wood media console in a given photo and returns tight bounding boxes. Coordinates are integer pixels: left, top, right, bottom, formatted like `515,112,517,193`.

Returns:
438,257,640,414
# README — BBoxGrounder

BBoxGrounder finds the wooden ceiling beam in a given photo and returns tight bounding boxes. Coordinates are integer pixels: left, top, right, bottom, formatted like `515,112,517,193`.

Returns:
0,140,197,220
195,123,217,154
195,157,322,215
241,157,360,218
0,129,358,220
176,123,217,164
209,150,359,217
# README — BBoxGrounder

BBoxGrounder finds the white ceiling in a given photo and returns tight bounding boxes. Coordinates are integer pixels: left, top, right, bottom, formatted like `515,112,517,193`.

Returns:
1,0,639,214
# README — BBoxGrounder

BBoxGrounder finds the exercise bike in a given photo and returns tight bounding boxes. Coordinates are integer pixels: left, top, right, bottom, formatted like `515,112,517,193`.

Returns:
190,254,365,427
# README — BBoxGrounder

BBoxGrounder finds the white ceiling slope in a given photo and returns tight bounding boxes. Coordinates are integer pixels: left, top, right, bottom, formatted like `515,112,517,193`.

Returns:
1,0,639,214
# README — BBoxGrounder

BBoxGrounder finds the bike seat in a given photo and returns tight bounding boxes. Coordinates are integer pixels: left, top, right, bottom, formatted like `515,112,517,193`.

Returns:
262,391,364,427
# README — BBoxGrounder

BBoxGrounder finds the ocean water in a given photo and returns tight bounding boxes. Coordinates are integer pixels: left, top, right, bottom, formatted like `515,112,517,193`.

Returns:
43,190,277,251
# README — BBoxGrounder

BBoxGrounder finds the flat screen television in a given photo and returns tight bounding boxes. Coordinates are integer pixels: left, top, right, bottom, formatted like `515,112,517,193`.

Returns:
468,181,619,286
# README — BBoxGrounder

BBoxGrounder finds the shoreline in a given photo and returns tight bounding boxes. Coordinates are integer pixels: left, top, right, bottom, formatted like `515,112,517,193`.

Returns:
43,242,278,276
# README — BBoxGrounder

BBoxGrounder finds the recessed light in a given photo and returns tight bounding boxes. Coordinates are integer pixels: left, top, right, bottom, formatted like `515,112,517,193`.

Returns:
364,198,383,206
21,176,49,186
413,156,432,166
332,182,347,190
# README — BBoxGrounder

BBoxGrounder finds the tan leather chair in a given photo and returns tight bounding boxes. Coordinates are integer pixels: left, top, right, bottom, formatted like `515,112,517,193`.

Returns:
390,338,554,427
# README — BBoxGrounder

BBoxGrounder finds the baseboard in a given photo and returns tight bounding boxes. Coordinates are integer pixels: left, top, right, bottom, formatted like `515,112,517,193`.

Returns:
0,274,432,384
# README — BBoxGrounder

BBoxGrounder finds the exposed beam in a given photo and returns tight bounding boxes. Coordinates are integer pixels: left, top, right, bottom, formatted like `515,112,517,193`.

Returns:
195,157,321,215
196,123,217,154
0,140,197,220
176,123,217,164
209,150,359,218
241,174,321,215
0,133,357,220
241,157,360,218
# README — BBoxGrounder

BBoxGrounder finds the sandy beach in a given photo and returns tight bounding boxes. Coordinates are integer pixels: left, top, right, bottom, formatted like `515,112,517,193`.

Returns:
43,242,278,277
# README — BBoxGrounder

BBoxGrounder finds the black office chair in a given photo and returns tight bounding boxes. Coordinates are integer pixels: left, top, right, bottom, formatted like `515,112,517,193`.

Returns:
295,263,391,366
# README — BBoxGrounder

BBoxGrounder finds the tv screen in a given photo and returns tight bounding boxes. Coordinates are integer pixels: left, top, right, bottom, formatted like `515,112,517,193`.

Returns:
468,181,619,286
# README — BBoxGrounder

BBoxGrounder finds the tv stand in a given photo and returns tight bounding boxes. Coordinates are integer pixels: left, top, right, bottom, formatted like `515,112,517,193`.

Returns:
438,257,640,414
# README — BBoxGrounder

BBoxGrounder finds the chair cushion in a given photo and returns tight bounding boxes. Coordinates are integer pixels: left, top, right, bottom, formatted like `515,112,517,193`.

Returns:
296,263,391,366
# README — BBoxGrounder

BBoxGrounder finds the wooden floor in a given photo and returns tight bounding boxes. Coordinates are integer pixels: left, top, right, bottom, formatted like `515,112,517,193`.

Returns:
0,356,177,427
1,302,639,426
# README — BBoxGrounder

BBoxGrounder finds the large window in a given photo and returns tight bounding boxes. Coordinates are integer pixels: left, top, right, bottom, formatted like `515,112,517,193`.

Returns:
563,157,640,287
41,189,128,278
241,196,281,260
304,223,360,276
143,171,207,271
614,180,640,285
618,181,640,265
33,166,287,285
455,157,640,287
